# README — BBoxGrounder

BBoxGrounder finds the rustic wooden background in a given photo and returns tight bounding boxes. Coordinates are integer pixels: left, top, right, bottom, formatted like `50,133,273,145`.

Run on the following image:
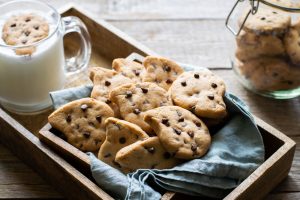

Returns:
0,0,299,199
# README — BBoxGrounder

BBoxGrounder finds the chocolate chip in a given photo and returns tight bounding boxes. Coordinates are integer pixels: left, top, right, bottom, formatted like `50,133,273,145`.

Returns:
83,132,90,138
147,147,155,154
166,79,173,84
211,83,217,88
194,74,199,79
104,153,111,158
287,80,293,85
207,94,214,100
151,164,157,169
187,131,194,138
21,39,27,44
133,69,140,76
96,115,102,123
191,144,197,151
66,114,72,123
105,80,111,86
24,31,30,36
34,25,39,30
178,117,184,122
273,11,277,14
119,137,126,144
133,108,141,114
10,23,16,27
25,18,31,22
81,104,88,111
163,65,171,72
181,81,187,87
261,17,266,20
195,121,202,127
163,152,171,159
173,128,181,135
162,118,170,126
125,91,133,98
141,88,148,93
105,99,111,104
272,72,278,77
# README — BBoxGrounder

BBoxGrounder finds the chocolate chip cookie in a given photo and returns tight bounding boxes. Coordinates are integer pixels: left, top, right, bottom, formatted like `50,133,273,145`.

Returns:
241,7,291,34
89,67,134,117
48,98,114,152
143,56,184,90
115,137,181,171
170,71,227,119
2,13,49,55
144,106,211,160
98,117,149,172
112,58,145,82
109,82,172,133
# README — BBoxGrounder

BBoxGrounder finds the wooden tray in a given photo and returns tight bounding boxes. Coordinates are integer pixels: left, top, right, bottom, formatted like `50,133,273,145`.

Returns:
0,4,296,200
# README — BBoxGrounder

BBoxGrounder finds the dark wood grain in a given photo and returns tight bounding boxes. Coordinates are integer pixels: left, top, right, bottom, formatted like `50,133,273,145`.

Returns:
0,0,299,199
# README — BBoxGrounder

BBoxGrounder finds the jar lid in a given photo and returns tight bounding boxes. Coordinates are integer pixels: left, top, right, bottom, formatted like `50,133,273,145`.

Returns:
226,0,300,36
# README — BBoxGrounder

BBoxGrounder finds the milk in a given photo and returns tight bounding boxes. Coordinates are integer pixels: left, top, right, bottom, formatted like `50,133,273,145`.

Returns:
0,11,66,113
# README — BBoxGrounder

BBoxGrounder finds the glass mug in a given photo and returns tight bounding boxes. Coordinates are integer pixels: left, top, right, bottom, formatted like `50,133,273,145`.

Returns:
0,0,91,114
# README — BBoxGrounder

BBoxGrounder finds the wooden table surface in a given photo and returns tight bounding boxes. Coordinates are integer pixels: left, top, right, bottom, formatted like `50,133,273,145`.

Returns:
0,0,299,199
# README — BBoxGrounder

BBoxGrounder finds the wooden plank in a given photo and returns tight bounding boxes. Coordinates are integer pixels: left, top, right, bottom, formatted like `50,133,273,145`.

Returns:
110,20,233,69
5,0,235,20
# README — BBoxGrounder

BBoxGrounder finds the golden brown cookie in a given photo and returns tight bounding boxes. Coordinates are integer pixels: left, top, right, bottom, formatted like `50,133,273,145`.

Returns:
89,67,134,117
48,98,114,152
236,30,285,61
144,106,211,160
238,57,300,91
112,58,145,82
115,137,181,171
109,82,172,133
284,27,300,65
98,117,149,173
170,71,227,119
143,56,184,90
241,7,291,34
2,13,49,55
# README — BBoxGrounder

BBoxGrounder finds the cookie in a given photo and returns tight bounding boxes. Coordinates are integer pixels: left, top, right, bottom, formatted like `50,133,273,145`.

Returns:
115,137,181,170
144,106,211,160
142,56,184,90
237,57,300,91
98,117,149,172
48,98,114,152
236,30,285,61
284,28,300,65
89,67,134,117
112,58,145,82
170,71,227,119
2,13,49,55
109,82,172,133
241,7,291,34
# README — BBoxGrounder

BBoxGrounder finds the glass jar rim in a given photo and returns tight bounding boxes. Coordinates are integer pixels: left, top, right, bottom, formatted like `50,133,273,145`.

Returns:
262,0,300,12
0,0,60,49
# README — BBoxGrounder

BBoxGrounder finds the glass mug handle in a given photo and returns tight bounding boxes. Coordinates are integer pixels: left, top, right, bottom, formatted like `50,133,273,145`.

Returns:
62,16,91,75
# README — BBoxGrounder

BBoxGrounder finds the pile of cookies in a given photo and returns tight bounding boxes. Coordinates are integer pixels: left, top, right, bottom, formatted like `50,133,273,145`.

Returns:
48,56,227,173
236,6,300,91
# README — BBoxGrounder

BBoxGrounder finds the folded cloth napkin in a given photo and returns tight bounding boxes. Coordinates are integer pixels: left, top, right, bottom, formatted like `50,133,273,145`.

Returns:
49,65,265,200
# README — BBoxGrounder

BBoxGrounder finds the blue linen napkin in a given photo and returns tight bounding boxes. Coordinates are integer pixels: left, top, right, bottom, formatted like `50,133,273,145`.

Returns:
50,87,265,199
49,65,265,199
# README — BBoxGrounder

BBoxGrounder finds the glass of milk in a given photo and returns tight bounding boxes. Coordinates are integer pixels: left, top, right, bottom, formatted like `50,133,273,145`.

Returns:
0,0,91,114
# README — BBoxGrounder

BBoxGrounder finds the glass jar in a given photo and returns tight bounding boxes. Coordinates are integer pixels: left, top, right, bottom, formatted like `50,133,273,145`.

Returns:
226,0,300,99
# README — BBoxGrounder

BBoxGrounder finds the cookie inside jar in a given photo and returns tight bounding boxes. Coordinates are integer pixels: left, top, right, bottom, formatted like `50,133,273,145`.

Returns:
232,2,300,99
